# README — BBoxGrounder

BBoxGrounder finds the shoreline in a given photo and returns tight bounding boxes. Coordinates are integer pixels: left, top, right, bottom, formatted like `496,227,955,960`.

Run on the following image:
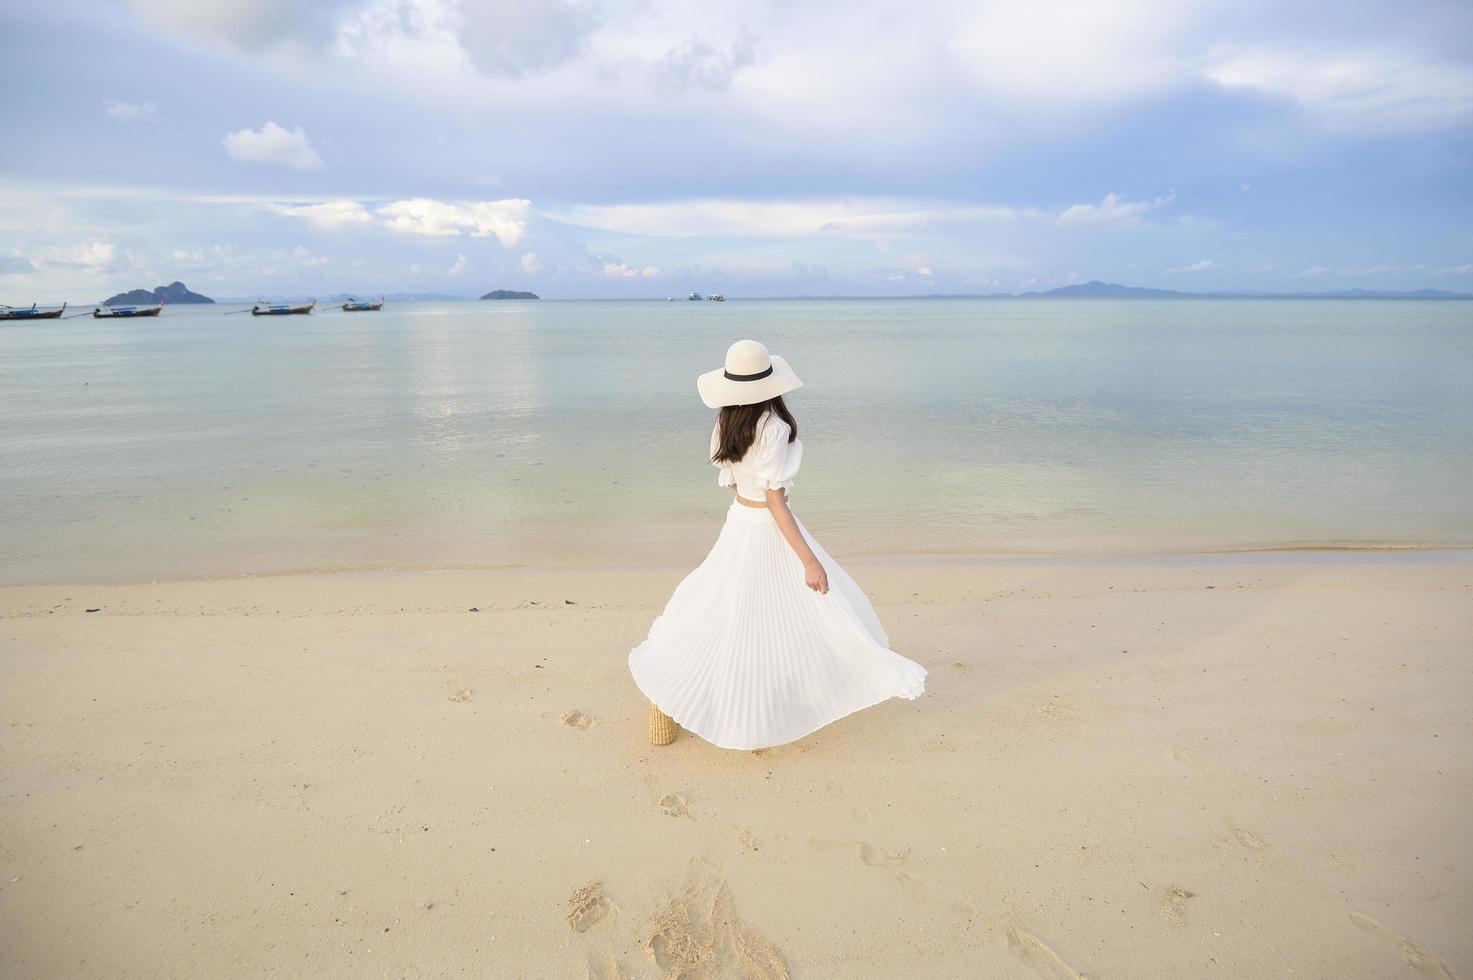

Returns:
4,542,1470,590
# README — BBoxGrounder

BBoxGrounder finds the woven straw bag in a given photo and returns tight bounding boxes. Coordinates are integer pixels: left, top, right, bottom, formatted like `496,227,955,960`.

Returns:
648,703,679,745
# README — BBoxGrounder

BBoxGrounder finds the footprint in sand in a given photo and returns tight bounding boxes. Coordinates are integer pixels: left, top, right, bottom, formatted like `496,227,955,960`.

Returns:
1159,884,1195,924
737,827,760,851
810,837,923,900
447,684,473,702
810,836,908,868
1350,912,1456,979
561,710,595,729
1234,829,1265,848
643,860,788,979
566,882,613,933
658,793,693,819
585,950,628,979
1006,928,1087,980
1037,703,1080,721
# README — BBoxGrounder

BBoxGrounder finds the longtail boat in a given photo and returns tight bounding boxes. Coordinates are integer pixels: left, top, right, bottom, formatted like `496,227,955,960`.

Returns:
251,299,315,316
93,298,164,318
342,296,383,312
0,302,67,320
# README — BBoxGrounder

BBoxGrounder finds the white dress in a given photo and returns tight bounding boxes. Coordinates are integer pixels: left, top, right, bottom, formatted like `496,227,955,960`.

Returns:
628,411,927,750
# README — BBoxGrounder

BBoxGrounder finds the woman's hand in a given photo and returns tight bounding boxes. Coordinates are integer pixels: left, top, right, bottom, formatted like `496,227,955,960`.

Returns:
804,559,829,595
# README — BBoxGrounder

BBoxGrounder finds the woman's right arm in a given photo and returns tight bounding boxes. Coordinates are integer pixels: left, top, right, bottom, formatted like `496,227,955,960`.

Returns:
767,490,828,594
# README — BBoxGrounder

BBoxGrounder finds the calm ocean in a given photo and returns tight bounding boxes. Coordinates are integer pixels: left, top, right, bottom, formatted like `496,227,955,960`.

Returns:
2,298,1470,584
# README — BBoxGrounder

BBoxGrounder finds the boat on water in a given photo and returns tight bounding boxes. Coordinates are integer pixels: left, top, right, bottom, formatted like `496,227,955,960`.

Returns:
342,297,383,312
93,298,164,318
1,302,67,320
688,292,703,301
251,299,316,316
707,293,726,302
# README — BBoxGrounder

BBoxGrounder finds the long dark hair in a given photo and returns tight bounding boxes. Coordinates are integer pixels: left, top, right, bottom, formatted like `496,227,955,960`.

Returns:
711,395,798,464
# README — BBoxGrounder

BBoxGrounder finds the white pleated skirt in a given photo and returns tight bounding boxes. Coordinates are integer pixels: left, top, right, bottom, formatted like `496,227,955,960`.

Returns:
628,499,926,750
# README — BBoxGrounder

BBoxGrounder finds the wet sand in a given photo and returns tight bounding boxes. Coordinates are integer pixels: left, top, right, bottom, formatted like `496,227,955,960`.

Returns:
1,554,1469,977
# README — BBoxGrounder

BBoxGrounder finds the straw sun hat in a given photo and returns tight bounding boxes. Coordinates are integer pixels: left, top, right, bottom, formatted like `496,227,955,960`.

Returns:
696,339,804,409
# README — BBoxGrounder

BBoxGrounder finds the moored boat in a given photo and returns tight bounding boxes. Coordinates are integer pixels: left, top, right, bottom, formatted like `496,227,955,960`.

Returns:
251,299,316,316
93,298,164,318
688,292,703,301
707,293,726,302
0,302,67,320
342,297,383,312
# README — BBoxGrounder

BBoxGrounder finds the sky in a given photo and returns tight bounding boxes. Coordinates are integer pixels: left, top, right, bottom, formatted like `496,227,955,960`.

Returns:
1,0,1471,301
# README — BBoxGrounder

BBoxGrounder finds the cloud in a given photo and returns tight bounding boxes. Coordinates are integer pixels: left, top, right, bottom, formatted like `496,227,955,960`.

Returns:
104,99,157,122
916,266,933,277
554,197,1038,239
1171,258,1213,272
1240,182,1253,192
280,245,329,269
128,0,348,51
457,0,595,77
223,121,324,171
949,0,1217,106
602,262,658,278
1297,265,1331,278
447,253,466,277
266,199,373,228
655,33,756,92
37,240,120,271
1437,263,1473,275
520,252,541,274
1203,46,1473,131
374,198,531,245
1057,190,1175,225
0,255,35,274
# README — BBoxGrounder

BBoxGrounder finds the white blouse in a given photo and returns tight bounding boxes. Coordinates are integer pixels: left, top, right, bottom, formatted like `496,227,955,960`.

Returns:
710,411,804,503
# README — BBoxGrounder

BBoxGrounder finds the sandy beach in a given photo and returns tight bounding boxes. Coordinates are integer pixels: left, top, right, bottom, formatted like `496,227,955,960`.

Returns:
1,553,1468,978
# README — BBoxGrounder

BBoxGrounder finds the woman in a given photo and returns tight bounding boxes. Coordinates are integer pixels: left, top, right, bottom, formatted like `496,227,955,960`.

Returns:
628,339,927,750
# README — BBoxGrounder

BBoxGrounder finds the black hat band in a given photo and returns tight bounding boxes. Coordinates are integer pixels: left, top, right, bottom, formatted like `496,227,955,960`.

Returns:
723,366,773,381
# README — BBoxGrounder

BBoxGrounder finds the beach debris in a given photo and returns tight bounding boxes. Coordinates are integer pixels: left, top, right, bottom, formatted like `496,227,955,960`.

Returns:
468,607,479,612
85,608,100,613
564,599,576,605
448,688,473,703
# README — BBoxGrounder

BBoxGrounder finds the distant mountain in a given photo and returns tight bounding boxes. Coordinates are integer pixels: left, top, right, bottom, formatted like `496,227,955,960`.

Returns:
1281,287,1472,299
480,289,539,300
1030,280,1186,299
988,280,1473,300
103,281,214,305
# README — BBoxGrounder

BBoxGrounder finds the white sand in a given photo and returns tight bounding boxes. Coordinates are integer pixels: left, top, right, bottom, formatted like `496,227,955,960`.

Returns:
1,555,1469,977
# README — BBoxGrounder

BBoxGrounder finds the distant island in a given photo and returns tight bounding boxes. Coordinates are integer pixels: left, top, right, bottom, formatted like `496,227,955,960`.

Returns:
480,289,539,300
103,281,214,305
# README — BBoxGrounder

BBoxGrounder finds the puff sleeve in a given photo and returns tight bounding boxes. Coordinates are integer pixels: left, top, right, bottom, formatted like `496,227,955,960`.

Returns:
711,421,735,488
751,415,803,492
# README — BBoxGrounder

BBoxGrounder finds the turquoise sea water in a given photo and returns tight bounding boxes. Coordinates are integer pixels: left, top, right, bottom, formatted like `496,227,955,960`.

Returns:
1,299,1470,584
